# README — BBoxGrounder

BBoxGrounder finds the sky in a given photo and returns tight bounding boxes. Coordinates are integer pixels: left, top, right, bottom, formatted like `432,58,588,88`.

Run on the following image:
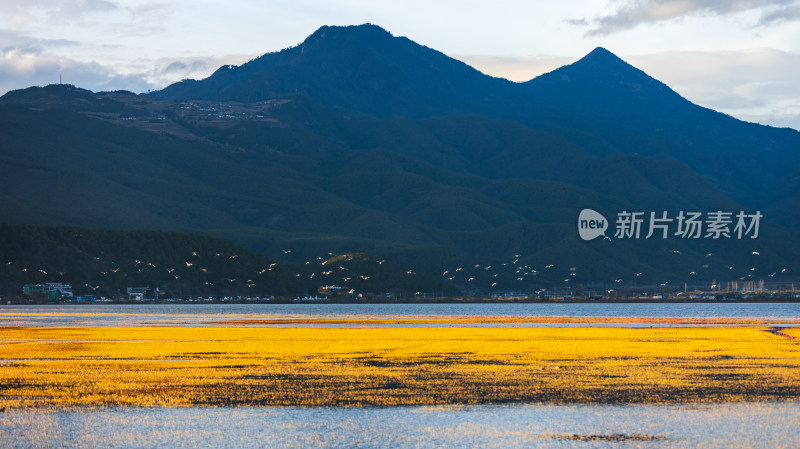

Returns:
2,0,799,129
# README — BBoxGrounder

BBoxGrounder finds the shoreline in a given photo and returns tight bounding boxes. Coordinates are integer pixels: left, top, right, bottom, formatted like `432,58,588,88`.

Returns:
5,297,800,305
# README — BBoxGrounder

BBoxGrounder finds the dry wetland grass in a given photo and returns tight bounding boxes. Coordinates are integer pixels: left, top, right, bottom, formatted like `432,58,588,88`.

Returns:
1,316,800,408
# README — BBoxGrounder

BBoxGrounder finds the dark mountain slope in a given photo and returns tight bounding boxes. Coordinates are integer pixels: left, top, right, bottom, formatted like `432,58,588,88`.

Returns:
0,223,301,297
0,224,454,298
524,47,695,117
152,24,515,119
149,25,800,228
5,86,793,287
521,48,800,216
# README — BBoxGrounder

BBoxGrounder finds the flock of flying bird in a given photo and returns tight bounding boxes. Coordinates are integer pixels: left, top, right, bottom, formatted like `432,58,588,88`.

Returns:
2,246,793,294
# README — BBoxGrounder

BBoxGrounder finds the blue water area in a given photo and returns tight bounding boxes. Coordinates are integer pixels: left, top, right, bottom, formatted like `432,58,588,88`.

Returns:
0,402,798,448
0,302,799,327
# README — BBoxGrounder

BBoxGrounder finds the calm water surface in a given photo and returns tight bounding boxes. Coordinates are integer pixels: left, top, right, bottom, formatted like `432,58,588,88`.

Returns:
0,302,798,326
1,402,798,449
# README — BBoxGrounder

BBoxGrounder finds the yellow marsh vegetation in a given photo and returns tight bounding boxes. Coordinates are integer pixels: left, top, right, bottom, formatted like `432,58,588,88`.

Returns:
1,325,799,407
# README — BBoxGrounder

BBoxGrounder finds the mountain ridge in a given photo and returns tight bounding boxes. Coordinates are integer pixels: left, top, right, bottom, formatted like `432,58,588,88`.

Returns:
147,25,800,219
1,24,798,290
152,23,514,119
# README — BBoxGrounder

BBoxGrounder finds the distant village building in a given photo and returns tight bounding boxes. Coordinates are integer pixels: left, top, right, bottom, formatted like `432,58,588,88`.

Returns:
318,285,345,295
292,295,328,302
22,283,73,301
126,286,152,301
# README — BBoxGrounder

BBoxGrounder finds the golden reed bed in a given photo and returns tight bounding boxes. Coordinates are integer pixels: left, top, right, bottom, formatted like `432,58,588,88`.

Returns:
1,321,799,407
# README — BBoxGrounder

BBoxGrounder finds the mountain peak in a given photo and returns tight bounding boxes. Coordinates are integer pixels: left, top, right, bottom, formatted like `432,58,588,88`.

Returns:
527,47,646,89
569,47,635,73
150,23,504,118
298,23,400,56
583,46,620,60
526,46,690,115
305,23,393,42
0,84,127,113
150,25,689,120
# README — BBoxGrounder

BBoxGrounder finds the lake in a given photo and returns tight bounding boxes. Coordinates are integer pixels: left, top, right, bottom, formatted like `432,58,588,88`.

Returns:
2,303,798,448
1,402,798,448
1,302,799,326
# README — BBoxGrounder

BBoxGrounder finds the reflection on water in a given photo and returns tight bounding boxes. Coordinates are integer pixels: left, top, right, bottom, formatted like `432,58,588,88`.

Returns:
1,302,799,327
1,402,798,448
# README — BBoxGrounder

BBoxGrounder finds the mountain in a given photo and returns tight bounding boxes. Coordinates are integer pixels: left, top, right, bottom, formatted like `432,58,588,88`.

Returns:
151,25,800,228
151,24,515,119
521,47,800,217
523,46,694,116
1,24,798,292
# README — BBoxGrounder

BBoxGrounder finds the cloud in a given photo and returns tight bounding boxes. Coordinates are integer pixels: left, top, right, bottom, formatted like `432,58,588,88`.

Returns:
0,47,153,94
0,47,260,98
0,28,81,49
58,0,119,16
129,2,171,17
563,18,589,26
0,0,167,33
146,54,257,86
453,54,576,82
736,111,800,129
162,61,187,73
630,49,800,129
757,3,800,24
0,0,121,25
0,30,86,89
0,22,254,96
572,0,800,36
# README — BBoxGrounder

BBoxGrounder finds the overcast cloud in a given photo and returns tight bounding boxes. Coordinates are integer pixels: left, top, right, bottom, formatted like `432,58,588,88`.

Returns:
0,46,257,95
630,49,800,129
578,0,800,36
758,3,800,23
